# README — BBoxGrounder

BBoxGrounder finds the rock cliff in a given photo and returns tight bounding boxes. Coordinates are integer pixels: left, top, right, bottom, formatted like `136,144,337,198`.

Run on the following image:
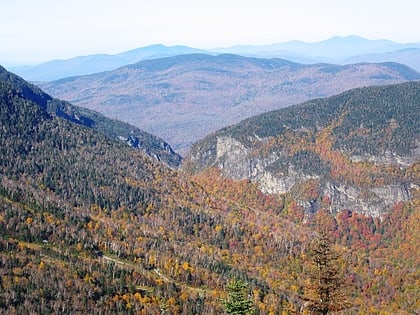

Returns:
184,82,420,218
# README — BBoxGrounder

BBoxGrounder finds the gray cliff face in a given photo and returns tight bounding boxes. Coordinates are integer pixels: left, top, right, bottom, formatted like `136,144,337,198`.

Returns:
350,145,420,167
192,135,416,218
216,137,251,179
320,183,411,217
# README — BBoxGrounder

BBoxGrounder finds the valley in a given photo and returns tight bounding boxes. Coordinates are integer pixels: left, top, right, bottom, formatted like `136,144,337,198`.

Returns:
0,52,419,313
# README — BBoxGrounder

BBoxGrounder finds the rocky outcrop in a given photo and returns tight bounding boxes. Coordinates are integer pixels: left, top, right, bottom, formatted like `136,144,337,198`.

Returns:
216,137,250,179
321,182,411,217
351,145,420,167
190,135,415,218
258,171,297,194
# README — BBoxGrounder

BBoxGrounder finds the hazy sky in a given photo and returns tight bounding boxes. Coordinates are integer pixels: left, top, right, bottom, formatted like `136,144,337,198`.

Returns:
1,0,419,65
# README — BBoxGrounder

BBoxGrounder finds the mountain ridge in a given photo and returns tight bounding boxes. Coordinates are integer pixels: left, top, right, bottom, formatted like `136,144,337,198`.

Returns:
9,45,210,81
215,35,420,68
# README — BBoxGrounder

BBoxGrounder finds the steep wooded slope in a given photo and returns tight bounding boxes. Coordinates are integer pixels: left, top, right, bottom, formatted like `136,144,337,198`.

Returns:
185,82,420,217
0,66,181,166
0,66,283,313
39,54,420,154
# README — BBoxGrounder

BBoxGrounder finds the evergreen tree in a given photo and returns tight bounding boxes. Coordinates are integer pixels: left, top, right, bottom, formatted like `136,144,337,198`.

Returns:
302,229,351,314
222,278,254,315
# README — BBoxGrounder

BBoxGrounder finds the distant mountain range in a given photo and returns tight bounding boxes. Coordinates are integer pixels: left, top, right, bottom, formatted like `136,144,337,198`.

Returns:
216,35,420,66
8,35,420,81
9,45,208,81
0,65,181,167
39,54,420,154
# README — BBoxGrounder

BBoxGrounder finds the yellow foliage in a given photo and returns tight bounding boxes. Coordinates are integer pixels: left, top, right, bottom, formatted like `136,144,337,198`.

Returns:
182,261,193,272
179,291,189,302
84,274,92,283
145,203,154,213
166,297,177,305
43,213,54,224
87,221,95,230
12,267,24,276
122,293,130,303
289,284,299,293
141,295,151,304
90,204,102,212
155,278,164,286
133,292,142,301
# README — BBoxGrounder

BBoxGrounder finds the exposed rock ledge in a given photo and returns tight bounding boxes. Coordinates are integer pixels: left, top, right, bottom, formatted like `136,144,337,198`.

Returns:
213,136,414,218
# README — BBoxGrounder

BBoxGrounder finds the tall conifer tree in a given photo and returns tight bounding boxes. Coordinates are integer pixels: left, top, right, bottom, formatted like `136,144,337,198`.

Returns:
302,229,351,314
222,278,254,315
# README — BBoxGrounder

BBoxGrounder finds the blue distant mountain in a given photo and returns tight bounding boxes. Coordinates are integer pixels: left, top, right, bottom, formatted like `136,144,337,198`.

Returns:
214,35,420,66
9,36,420,81
343,48,420,71
116,44,209,63
10,45,209,81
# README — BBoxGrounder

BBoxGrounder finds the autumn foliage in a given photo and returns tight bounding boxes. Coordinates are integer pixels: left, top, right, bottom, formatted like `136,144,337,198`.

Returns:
0,67,419,314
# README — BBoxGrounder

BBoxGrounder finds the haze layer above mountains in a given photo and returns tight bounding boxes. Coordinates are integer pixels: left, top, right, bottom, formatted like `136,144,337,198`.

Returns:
10,35,420,81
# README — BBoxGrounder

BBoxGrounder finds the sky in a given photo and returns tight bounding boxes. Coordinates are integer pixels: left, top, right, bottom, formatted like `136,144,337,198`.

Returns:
1,0,419,65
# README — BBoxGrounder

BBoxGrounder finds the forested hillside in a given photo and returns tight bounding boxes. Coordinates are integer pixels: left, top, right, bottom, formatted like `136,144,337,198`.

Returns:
0,70,419,313
0,66,181,167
